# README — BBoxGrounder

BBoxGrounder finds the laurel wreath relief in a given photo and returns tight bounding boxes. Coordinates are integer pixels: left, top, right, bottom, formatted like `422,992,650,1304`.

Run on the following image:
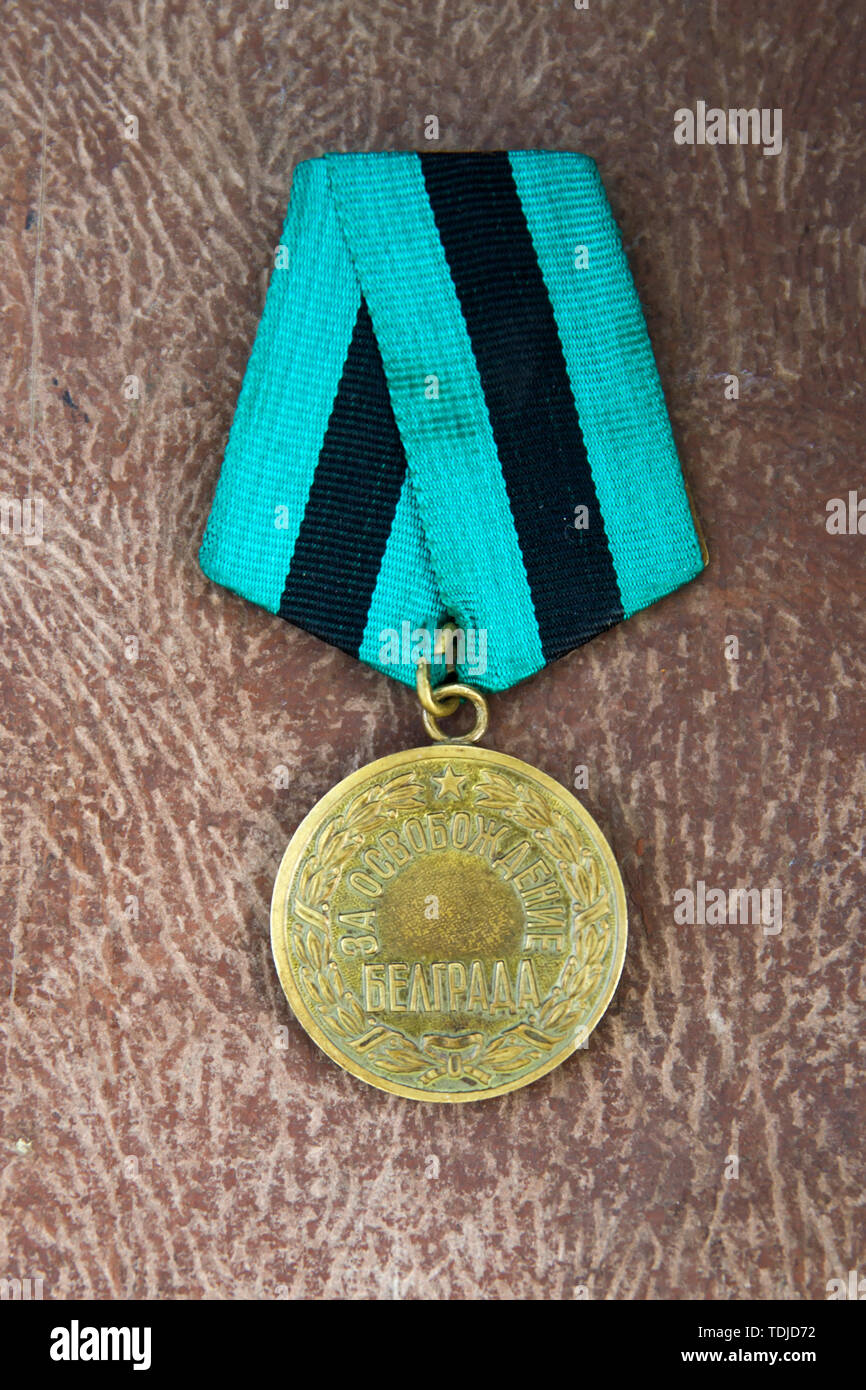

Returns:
289,768,613,1089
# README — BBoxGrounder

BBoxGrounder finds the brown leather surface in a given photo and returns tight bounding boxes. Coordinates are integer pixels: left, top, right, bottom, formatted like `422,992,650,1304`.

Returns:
1,0,863,1300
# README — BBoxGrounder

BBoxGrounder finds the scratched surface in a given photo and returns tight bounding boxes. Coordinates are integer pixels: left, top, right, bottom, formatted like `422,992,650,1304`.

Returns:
0,0,864,1300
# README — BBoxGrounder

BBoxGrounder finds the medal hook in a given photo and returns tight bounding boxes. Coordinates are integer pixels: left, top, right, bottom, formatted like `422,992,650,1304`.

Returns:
415,623,489,745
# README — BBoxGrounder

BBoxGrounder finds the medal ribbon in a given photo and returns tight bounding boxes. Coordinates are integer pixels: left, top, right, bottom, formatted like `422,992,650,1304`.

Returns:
200,151,705,691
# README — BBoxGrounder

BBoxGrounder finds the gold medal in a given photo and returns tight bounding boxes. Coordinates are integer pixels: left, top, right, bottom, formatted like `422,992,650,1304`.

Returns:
271,663,627,1101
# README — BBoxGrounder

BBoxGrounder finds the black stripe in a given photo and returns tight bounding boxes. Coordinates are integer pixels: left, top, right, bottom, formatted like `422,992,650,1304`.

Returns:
420,152,624,661
279,298,406,655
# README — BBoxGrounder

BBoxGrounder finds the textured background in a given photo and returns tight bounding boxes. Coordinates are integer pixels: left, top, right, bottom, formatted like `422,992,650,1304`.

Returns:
1,0,864,1300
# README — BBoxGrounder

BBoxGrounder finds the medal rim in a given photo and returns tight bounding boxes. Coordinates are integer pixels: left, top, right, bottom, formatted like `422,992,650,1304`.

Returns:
270,745,628,1103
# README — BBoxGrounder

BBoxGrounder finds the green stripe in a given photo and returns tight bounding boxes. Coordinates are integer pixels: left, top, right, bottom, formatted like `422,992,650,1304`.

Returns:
509,151,704,618
359,474,450,685
325,152,545,692
199,158,360,613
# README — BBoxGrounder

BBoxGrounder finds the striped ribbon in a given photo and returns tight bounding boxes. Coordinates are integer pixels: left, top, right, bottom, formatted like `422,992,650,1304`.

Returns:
200,151,705,692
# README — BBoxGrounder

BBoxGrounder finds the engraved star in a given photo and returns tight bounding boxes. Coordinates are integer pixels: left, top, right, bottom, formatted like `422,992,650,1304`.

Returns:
432,764,466,801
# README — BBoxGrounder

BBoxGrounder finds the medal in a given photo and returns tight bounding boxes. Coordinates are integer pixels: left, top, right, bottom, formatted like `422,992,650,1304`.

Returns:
200,151,707,1101
270,663,628,1101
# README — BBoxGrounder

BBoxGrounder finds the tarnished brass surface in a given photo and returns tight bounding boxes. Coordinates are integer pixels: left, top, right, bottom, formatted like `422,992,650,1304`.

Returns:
271,746,627,1101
